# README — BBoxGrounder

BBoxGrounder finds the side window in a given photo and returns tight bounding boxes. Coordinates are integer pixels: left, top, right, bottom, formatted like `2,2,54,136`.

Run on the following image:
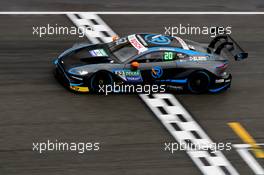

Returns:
163,51,188,61
174,52,189,59
135,51,189,63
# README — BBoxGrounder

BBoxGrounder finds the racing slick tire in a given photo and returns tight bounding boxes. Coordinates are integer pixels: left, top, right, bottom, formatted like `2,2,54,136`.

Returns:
187,71,210,94
90,71,113,93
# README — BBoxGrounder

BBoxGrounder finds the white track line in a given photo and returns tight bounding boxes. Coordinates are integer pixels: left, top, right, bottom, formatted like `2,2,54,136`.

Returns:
67,13,239,175
233,144,264,175
1,12,264,15
140,94,239,175
67,13,117,44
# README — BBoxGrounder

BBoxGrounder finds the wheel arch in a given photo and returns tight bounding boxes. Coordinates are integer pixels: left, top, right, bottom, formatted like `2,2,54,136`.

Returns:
187,69,213,93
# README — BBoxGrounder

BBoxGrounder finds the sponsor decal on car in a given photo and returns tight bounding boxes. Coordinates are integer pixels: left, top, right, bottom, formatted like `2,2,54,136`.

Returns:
89,49,108,57
215,78,231,83
144,34,171,45
189,56,208,61
114,70,126,81
215,79,225,83
113,69,143,82
163,51,175,61
128,34,147,53
151,66,163,78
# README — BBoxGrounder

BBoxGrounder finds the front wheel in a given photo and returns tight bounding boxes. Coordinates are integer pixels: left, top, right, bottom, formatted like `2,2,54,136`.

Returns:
187,71,210,94
90,72,113,93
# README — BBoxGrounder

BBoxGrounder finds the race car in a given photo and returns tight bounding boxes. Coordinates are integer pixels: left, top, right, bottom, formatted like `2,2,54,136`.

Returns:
53,33,248,94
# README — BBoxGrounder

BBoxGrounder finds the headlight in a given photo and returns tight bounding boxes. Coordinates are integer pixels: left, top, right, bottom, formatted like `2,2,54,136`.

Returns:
69,68,89,76
79,70,88,75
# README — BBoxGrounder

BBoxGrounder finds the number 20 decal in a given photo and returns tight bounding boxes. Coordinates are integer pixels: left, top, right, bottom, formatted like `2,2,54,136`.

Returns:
164,52,174,61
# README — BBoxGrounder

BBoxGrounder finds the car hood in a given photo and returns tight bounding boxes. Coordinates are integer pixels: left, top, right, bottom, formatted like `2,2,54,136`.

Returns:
60,44,116,72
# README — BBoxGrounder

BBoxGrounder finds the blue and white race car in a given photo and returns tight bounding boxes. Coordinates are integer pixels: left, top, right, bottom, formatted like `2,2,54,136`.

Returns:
53,33,248,93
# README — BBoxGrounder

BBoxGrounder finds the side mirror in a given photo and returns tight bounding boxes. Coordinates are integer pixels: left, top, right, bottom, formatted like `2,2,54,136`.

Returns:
112,35,119,41
131,61,140,70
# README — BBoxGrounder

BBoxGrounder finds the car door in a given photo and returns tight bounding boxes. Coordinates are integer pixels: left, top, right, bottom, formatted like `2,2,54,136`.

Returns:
124,51,178,83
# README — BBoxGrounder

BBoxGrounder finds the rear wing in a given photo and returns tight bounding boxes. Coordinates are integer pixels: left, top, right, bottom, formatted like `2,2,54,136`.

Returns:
207,35,248,61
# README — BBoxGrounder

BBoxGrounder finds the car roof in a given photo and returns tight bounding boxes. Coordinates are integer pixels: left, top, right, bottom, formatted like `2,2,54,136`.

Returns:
128,33,208,56
134,33,186,48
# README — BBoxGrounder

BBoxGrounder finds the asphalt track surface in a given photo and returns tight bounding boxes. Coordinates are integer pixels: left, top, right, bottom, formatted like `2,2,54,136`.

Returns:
0,0,264,11
0,14,263,175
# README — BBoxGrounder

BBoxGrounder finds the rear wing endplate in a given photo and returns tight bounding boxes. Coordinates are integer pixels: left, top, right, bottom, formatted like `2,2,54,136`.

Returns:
207,35,248,61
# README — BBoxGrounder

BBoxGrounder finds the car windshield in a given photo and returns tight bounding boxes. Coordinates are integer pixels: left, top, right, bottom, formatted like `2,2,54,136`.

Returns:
108,37,138,62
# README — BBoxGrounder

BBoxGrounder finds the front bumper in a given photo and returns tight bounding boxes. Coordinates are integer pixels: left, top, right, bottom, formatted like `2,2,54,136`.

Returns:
69,85,89,93
54,60,90,93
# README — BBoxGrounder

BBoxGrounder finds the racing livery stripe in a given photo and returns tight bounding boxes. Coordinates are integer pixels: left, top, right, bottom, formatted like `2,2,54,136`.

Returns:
145,47,208,56
139,94,239,175
174,36,190,50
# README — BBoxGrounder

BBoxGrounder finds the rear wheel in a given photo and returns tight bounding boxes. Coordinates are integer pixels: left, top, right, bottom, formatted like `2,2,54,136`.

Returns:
187,71,210,94
90,72,113,93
